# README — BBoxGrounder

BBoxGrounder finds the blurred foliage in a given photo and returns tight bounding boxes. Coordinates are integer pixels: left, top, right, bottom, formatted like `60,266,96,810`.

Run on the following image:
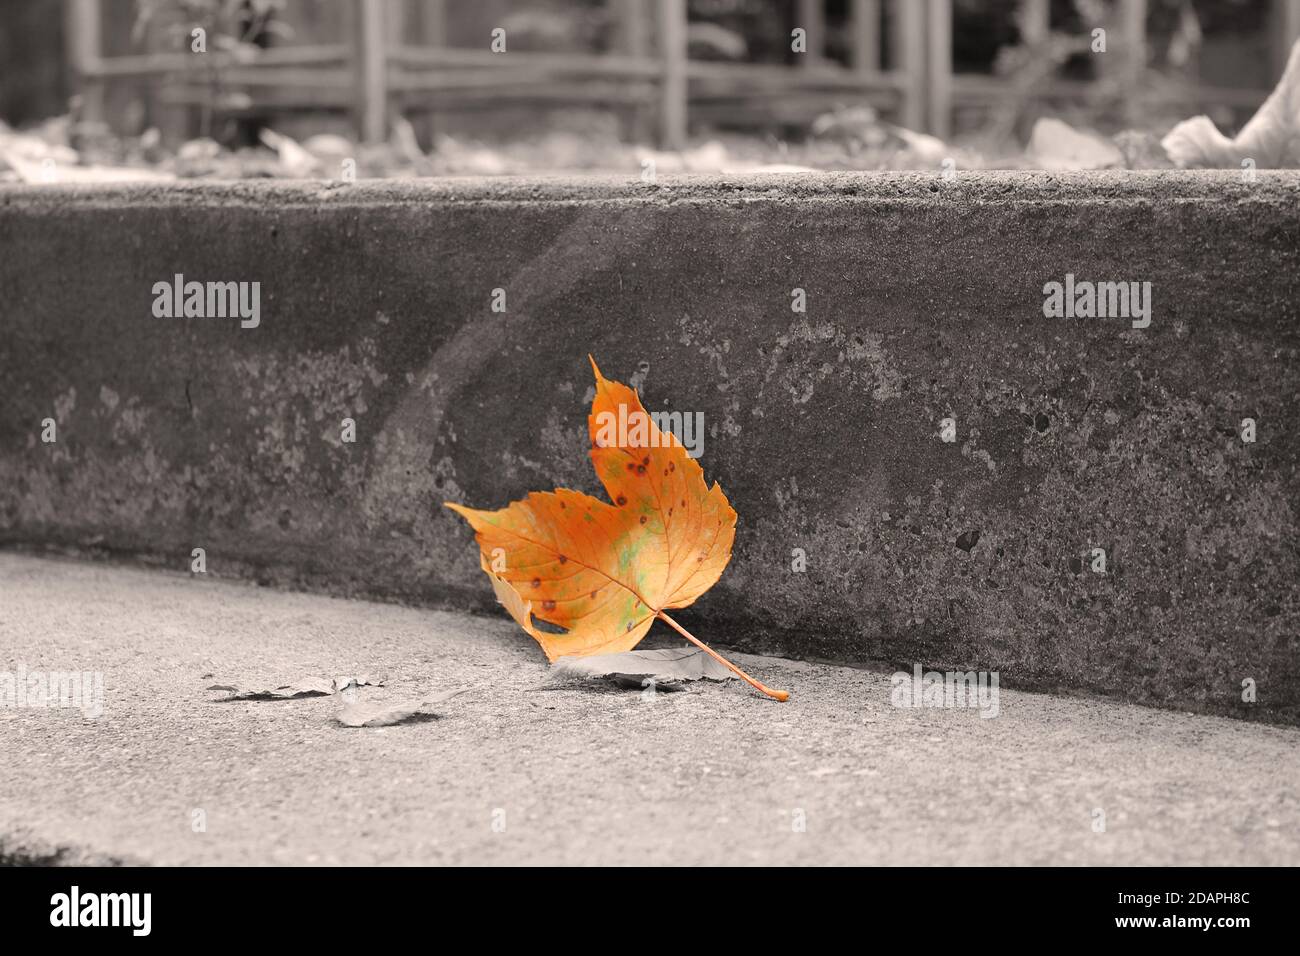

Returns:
132,0,290,139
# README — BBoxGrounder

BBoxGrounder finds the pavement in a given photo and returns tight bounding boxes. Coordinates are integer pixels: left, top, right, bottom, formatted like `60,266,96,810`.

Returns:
1,552,1297,866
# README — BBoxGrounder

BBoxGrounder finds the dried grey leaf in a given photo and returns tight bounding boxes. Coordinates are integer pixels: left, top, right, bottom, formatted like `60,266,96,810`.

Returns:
331,675,385,693
550,649,734,691
334,689,466,728
209,678,334,702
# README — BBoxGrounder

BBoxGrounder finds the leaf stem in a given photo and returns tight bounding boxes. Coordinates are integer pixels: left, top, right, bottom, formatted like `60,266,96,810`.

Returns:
656,611,789,702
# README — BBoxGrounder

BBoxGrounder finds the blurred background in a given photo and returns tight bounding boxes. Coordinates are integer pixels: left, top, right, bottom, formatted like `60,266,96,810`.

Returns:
0,0,1296,177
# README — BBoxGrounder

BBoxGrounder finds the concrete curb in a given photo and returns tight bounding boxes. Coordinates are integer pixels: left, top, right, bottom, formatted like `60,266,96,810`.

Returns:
2,172,1298,723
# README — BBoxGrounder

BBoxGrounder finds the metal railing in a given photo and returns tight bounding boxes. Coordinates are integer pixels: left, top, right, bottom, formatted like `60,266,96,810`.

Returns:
62,0,1300,148
63,0,935,145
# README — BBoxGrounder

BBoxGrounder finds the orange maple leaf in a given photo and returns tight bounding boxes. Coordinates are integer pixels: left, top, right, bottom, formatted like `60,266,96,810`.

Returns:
445,357,788,701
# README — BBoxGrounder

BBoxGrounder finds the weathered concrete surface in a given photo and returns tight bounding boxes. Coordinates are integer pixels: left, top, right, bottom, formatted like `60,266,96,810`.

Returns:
1,173,1298,723
2,554,1297,866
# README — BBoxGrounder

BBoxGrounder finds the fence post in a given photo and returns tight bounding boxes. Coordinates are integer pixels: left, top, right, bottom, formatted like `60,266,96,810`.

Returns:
850,0,881,74
1117,0,1147,124
893,0,925,131
354,0,389,143
613,0,651,142
65,0,105,129
796,0,825,67
412,0,447,146
657,0,687,149
926,0,952,139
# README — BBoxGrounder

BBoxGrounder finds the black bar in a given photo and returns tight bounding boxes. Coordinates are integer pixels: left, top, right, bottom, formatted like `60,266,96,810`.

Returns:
0,866,1281,941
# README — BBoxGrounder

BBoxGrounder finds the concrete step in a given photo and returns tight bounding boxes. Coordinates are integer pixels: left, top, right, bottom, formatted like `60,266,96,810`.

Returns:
2,554,1297,866
1,173,1298,723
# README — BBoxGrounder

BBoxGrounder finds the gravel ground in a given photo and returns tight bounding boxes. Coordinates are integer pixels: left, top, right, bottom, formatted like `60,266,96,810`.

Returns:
2,552,1297,866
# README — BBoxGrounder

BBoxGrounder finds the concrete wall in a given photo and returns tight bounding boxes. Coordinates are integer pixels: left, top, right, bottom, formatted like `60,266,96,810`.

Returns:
2,172,1297,723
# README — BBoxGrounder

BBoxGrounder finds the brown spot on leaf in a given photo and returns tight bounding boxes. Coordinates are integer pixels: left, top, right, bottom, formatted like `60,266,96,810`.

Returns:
531,577,541,589
558,555,567,564
616,495,627,506
542,599,556,611
636,465,646,475
668,462,675,472
639,516,647,524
